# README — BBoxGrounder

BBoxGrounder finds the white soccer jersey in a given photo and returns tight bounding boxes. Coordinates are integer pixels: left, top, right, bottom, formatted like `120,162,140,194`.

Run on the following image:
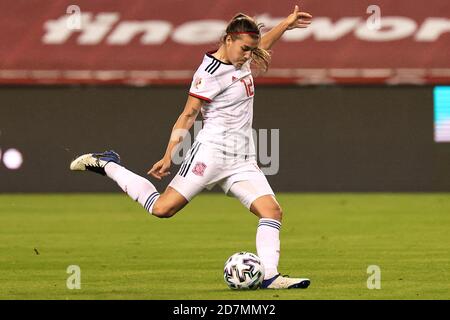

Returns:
189,51,256,157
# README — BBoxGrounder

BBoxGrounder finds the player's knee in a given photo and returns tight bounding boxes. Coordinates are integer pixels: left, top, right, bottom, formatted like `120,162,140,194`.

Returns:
266,202,282,222
258,203,282,222
151,201,177,218
273,204,283,222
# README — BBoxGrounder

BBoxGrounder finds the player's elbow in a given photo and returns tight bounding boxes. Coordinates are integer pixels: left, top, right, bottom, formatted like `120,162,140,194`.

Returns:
177,110,198,129
182,108,200,121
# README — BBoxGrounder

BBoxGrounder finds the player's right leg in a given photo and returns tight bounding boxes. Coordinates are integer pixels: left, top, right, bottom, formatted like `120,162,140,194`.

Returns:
249,195,310,289
69,150,188,217
223,167,310,289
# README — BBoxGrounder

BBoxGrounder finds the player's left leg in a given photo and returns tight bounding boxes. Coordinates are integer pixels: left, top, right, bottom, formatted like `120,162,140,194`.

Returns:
70,142,218,218
70,150,166,214
226,172,310,289
70,150,200,218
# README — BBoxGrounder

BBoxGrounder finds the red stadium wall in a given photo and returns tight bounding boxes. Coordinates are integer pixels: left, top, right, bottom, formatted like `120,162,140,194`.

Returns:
0,0,449,85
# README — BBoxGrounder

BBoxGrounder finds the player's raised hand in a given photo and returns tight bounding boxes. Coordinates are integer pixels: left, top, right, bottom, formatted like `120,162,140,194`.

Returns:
284,4,312,30
148,157,171,180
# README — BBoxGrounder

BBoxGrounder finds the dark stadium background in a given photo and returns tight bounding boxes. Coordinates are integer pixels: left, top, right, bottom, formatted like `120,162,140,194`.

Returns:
1,85,449,192
0,0,449,192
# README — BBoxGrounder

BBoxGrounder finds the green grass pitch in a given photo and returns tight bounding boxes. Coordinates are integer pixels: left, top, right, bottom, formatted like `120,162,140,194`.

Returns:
0,193,449,300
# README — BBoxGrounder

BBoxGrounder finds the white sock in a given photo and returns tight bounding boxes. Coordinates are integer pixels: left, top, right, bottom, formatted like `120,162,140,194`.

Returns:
256,218,281,280
105,162,159,213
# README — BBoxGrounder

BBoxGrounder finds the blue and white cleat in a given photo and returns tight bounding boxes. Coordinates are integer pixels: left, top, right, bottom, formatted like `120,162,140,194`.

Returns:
70,150,120,176
261,274,310,289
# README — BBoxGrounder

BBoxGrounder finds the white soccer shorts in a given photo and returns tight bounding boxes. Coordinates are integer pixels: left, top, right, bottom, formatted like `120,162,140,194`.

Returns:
168,141,274,209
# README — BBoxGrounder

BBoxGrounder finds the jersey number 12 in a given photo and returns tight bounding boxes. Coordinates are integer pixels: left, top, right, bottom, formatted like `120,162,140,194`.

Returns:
240,78,254,97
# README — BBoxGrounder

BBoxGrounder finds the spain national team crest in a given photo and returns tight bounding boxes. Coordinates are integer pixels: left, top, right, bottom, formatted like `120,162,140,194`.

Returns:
192,162,207,176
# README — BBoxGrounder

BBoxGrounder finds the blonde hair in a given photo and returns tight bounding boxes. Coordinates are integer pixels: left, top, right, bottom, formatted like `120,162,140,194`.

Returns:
221,13,271,73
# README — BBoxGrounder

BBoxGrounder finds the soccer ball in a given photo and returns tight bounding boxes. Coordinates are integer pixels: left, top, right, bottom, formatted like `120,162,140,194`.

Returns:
223,252,265,290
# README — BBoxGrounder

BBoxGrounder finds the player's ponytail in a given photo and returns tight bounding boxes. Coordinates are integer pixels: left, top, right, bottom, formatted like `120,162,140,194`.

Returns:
222,13,271,73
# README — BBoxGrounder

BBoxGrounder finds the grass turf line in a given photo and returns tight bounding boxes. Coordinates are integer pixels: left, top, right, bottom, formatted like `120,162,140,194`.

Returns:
0,193,449,299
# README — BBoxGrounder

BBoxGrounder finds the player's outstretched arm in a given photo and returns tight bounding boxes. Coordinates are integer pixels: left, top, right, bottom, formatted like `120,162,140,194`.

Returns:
260,5,312,51
148,96,203,180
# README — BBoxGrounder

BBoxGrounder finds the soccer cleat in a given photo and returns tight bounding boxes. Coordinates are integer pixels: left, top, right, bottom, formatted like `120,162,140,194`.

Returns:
260,274,310,289
70,150,120,176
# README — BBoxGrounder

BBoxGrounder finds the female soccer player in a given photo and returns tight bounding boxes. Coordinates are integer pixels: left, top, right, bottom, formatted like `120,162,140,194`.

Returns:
70,5,312,289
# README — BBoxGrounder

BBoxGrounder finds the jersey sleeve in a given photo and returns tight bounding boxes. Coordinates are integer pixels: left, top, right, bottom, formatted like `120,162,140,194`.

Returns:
188,70,222,103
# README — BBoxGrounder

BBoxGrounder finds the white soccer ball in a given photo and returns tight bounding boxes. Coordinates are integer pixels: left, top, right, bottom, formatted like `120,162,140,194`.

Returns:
223,252,265,290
